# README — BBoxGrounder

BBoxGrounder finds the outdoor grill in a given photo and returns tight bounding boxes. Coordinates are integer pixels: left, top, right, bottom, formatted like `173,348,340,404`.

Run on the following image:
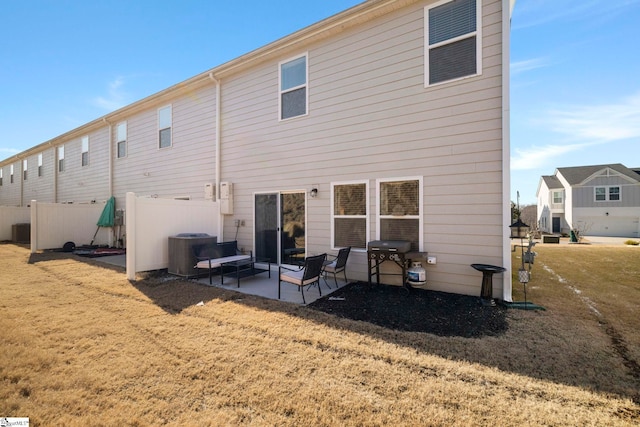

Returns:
367,240,413,291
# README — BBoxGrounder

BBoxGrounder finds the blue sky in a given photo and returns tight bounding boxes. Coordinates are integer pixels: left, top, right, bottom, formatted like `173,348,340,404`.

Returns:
2,0,640,205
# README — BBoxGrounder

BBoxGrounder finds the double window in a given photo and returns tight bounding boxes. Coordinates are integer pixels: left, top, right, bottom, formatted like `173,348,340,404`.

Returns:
332,182,368,249
425,0,481,86
117,122,127,158
158,105,172,148
595,186,620,202
279,54,308,120
81,136,89,167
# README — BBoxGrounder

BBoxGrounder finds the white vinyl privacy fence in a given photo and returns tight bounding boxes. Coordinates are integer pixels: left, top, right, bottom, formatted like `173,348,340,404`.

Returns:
125,192,219,280
0,206,31,241
30,201,111,252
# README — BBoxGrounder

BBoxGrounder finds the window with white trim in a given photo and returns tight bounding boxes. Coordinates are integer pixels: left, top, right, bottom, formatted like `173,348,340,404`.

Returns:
23,159,27,181
58,146,65,172
38,153,43,177
81,136,89,166
10,164,14,183
279,54,308,120
332,181,368,249
552,190,563,204
377,177,423,251
425,0,481,86
117,122,127,158
0,168,3,186
158,105,172,148
595,186,621,202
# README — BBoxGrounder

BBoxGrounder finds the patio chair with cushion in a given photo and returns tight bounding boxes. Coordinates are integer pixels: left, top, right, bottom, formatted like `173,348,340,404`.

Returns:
278,253,327,304
323,246,351,289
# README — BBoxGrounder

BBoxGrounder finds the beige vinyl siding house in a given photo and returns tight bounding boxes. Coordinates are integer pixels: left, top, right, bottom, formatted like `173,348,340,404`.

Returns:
111,85,217,208
0,0,514,300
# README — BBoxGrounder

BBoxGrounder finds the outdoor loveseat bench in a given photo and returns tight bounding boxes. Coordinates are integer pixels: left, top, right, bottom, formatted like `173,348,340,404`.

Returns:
193,240,270,287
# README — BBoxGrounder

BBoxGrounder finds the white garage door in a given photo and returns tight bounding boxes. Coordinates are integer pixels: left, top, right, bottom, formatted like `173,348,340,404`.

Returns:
576,217,640,237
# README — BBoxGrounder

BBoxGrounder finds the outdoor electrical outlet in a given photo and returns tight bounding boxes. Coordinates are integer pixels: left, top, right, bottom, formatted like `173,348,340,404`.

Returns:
427,256,437,265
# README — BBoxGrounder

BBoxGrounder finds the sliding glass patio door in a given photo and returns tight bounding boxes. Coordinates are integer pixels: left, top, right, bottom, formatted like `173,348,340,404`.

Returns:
254,192,306,265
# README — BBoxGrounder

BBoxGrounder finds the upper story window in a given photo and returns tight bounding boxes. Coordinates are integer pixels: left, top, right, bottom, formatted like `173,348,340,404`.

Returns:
10,164,14,183
117,122,127,158
425,0,481,86
377,177,423,251
332,181,368,250
279,54,308,120
58,146,65,172
158,105,172,149
81,136,89,166
38,153,43,177
552,191,563,204
0,168,2,186
595,186,620,202
23,159,27,181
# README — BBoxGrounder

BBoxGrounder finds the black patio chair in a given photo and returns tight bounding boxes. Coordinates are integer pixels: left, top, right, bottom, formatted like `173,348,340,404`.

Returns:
278,253,326,304
323,246,351,289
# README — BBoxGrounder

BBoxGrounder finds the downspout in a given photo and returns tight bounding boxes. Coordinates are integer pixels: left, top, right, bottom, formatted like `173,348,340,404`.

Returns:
502,0,513,302
103,118,113,198
104,117,114,247
51,142,57,203
209,72,223,241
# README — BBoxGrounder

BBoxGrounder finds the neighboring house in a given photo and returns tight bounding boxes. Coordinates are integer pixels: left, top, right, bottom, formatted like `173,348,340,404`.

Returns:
537,164,640,237
0,0,516,300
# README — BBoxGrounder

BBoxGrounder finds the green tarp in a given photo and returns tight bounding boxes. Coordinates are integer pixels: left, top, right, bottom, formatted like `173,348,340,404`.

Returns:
97,196,116,227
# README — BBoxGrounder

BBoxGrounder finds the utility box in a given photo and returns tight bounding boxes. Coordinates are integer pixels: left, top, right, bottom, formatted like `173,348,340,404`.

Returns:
12,223,30,244
220,181,233,215
168,234,217,278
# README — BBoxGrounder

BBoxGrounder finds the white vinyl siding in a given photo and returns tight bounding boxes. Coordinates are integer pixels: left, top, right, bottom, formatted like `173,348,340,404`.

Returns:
279,54,308,120
158,105,172,148
425,0,482,86
331,181,368,249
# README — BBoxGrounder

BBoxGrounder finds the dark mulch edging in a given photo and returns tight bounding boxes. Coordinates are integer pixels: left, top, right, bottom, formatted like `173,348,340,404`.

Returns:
308,281,509,338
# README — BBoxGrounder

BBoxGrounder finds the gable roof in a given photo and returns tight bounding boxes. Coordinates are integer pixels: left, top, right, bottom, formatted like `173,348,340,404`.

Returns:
556,163,640,186
541,175,563,189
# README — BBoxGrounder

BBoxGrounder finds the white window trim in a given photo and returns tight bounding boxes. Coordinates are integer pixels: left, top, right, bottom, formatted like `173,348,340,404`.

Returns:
158,105,173,149
552,190,563,204
376,176,424,251
594,186,621,202
117,121,127,159
330,180,370,251
278,52,309,121
81,136,90,167
58,145,65,173
424,0,482,87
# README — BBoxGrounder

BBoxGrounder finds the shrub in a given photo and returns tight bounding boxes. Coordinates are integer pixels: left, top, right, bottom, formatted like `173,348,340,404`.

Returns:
624,240,639,246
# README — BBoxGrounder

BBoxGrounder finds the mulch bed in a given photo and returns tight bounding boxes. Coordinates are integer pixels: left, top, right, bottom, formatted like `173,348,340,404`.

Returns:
308,281,509,338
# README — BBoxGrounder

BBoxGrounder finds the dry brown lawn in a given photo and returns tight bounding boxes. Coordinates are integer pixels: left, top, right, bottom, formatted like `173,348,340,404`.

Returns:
1,242,639,426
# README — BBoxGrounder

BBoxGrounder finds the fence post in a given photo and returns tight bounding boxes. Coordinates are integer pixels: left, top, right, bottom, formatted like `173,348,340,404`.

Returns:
126,192,136,281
